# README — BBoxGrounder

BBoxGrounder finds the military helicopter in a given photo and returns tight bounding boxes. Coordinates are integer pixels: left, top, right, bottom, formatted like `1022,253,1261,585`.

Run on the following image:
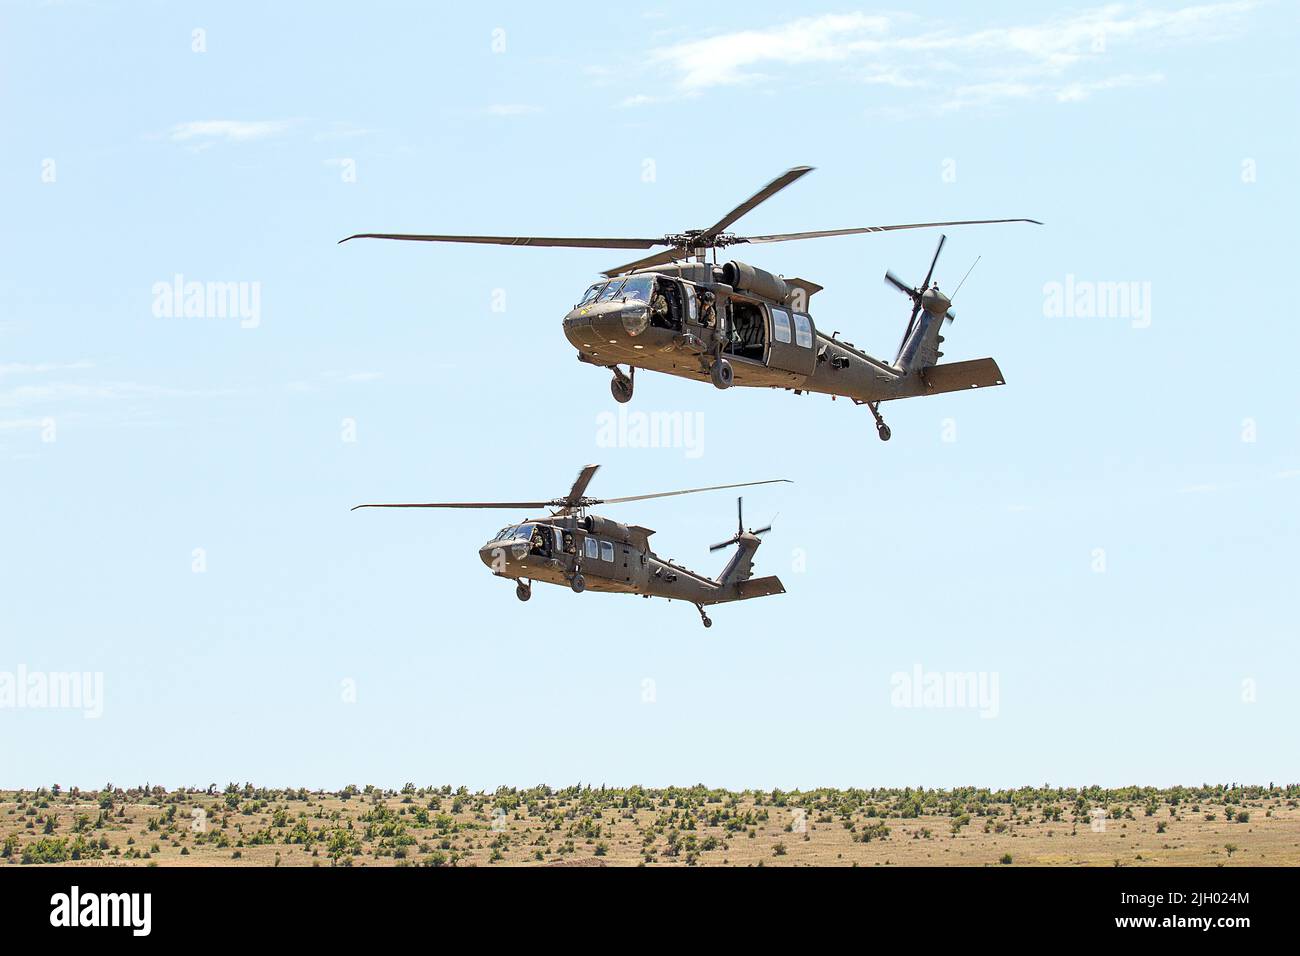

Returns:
341,166,1040,440
352,465,788,627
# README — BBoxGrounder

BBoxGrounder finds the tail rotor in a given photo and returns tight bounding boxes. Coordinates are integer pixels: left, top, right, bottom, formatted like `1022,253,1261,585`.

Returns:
885,234,962,370
710,497,772,552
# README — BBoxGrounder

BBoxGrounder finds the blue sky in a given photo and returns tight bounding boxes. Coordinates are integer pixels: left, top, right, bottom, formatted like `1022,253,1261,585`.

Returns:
1,0,1297,790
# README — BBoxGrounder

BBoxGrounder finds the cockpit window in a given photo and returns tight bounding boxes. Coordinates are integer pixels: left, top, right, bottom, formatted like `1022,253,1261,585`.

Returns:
578,283,606,307
597,279,626,302
494,524,532,541
617,276,655,302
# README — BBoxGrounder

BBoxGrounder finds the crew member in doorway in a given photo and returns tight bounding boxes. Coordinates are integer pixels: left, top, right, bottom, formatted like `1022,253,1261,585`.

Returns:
698,290,716,328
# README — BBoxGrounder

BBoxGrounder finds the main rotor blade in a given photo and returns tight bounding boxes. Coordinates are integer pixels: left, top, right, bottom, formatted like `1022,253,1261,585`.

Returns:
598,478,791,506
564,464,600,506
740,218,1042,244
700,166,814,241
602,246,688,278
351,501,548,511
340,233,664,249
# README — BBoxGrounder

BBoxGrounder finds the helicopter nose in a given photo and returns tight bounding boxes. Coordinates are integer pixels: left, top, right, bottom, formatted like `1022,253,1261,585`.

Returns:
479,540,525,572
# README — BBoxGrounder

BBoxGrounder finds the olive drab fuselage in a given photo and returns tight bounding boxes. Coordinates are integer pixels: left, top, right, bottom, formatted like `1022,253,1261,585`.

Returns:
478,511,782,607
562,260,1005,406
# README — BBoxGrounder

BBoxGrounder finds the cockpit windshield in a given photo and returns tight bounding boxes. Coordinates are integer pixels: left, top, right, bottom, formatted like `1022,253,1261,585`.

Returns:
578,282,606,307
578,275,657,307
597,279,626,302
616,276,655,302
492,524,534,542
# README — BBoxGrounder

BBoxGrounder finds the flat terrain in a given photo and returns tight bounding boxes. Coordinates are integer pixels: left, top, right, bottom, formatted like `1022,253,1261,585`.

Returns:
3,784,1297,867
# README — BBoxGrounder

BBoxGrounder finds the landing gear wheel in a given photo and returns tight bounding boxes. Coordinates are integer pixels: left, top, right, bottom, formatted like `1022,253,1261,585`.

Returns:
702,616,712,628
610,366,634,404
515,582,531,602
709,358,734,390
570,574,586,594
696,604,712,628
867,401,891,441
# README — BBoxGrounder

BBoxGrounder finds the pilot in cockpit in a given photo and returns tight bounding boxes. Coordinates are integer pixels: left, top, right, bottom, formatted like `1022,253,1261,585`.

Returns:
650,287,669,325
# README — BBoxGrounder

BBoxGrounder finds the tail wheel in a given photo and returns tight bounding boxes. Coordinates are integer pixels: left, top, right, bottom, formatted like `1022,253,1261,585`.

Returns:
710,358,734,390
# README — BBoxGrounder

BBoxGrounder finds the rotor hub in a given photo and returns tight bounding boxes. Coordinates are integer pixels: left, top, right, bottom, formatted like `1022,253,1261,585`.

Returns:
663,231,739,250
921,286,951,317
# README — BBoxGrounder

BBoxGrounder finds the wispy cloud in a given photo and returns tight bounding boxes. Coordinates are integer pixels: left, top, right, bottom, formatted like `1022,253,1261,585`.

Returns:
651,13,891,90
0,360,95,378
1054,71,1166,102
168,119,298,145
484,103,543,117
638,2,1256,111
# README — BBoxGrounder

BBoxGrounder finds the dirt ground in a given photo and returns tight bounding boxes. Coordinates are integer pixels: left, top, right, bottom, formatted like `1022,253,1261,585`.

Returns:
4,784,1296,867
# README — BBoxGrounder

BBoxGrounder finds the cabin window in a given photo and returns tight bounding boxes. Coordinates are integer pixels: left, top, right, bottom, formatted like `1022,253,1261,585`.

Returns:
584,537,599,559
771,307,792,344
793,312,813,348
600,541,615,562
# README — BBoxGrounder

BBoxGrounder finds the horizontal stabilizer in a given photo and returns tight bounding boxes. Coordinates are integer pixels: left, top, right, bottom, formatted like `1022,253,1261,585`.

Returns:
918,357,1005,395
736,575,785,599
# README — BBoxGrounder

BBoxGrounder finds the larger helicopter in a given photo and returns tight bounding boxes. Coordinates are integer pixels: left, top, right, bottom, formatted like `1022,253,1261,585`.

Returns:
341,166,1040,440
352,465,788,627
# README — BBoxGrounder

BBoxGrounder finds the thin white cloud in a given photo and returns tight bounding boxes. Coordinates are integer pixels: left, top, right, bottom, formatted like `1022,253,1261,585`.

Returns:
642,2,1256,111
322,370,385,384
168,120,297,144
1055,71,1166,102
652,13,890,90
0,417,45,431
312,121,376,141
484,103,543,117
0,360,94,377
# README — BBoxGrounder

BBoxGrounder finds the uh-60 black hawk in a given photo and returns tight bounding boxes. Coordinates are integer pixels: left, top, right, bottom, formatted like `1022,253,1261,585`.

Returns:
341,165,1039,440
352,465,787,627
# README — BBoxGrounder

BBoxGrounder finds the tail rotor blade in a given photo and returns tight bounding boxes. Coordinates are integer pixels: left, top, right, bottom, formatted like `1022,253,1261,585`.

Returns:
736,497,744,536
709,537,737,553
751,525,773,536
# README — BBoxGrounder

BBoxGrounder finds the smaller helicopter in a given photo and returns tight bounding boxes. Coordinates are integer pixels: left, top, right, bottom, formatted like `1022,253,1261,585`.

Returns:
352,465,789,627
